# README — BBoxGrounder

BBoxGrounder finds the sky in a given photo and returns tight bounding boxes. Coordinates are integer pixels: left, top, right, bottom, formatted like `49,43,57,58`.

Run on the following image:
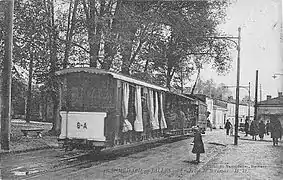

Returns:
199,0,283,101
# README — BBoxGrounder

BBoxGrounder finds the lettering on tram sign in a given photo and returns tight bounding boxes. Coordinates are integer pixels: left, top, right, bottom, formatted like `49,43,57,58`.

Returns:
77,122,87,129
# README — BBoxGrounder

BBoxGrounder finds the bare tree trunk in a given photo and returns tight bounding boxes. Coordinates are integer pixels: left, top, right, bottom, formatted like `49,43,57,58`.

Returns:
166,69,175,90
166,55,176,89
144,59,149,72
83,0,105,68
89,0,99,67
50,87,60,135
63,0,79,68
121,43,133,75
191,68,201,94
120,32,137,74
46,0,60,135
26,51,34,123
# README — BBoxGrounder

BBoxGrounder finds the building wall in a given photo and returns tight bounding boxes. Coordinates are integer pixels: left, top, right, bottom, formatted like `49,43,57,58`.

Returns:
257,92,283,129
249,105,255,120
226,102,251,125
227,103,235,119
206,97,214,122
258,106,283,116
213,108,226,129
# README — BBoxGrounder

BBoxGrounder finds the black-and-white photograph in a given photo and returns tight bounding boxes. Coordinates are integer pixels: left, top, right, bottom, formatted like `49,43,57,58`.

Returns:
0,0,283,179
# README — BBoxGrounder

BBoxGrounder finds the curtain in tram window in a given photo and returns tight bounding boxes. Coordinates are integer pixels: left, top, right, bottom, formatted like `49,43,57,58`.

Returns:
153,91,160,130
147,89,158,130
134,85,143,132
122,82,132,132
160,92,167,129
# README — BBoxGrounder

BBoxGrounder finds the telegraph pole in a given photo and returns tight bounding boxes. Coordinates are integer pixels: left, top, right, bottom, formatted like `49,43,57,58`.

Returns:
234,27,241,145
248,82,251,122
260,84,262,102
185,27,241,145
1,0,14,150
254,70,259,121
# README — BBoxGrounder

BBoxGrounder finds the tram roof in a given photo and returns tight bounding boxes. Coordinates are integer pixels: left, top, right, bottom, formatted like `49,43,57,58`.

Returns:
166,91,195,101
55,67,169,91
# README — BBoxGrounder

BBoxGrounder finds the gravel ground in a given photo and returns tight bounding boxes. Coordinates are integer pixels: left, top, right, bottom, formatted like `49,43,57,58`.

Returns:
2,124,281,180
29,130,233,180
192,134,283,180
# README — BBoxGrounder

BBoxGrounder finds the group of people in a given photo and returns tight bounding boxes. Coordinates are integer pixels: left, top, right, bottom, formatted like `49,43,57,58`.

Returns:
191,115,282,164
246,117,282,146
246,119,268,141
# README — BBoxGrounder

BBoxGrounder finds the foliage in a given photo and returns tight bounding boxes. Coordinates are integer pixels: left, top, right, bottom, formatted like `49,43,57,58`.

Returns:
194,78,233,100
0,0,234,132
111,0,232,88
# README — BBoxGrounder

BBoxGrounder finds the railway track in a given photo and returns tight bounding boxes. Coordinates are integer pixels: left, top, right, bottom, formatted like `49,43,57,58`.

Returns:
18,135,193,179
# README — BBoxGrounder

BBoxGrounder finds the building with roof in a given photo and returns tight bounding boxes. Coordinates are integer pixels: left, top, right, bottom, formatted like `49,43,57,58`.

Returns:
192,93,256,129
257,92,283,125
213,104,227,129
194,94,228,129
225,96,254,126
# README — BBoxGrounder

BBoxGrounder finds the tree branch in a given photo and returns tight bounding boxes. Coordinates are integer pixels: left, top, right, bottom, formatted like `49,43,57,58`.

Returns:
58,38,90,53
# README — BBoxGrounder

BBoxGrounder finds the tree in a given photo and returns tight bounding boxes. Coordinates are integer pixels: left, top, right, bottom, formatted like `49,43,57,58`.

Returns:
13,0,50,122
125,1,232,89
62,0,79,68
6,0,234,135
12,0,62,134
194,79,232,100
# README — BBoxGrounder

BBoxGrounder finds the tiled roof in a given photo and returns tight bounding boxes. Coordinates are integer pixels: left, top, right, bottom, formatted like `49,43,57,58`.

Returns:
258,96,283,106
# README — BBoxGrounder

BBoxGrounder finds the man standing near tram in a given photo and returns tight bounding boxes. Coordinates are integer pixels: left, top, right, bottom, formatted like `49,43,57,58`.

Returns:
225,119,232,135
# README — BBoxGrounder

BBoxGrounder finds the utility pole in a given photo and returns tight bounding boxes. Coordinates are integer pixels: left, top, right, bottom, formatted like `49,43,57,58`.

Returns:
185,27,241,145
248,82,251,122
260,84,262,102
254,70,259,121
1,0,14,150
234,27,241,145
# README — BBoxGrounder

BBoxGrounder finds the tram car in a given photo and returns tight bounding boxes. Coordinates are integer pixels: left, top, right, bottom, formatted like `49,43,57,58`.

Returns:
184,94,207,134
195,98,208,133
56,67,170,152
55,67,206,152
164,92,197,135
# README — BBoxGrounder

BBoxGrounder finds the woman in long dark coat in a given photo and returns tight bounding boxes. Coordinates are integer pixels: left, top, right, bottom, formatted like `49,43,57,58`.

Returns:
265,121,270,135
250,120,259,141
258,121,265,140
270,116,282,146
244,119,249,136
192,127,205,164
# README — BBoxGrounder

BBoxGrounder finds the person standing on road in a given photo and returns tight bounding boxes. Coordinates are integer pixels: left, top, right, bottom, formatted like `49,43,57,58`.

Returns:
224,119,232,135
270,116,282,146
192,126,205,164
265,121,270,135
244,118,249,137
258,120,265,140
207,119,212,131
206,111,212,131
250,120,259,141
230,124,234,136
